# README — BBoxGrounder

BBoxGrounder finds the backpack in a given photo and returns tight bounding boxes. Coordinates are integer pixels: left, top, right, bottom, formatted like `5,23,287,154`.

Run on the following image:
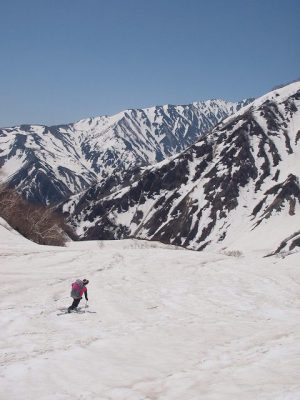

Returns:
70,280,83,299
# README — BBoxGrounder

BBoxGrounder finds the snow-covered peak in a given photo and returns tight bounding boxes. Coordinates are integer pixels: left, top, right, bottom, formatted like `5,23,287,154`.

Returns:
0,97,251,205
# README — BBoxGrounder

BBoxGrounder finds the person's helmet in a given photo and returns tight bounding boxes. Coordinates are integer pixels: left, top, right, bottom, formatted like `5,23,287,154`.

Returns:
82,279,89,285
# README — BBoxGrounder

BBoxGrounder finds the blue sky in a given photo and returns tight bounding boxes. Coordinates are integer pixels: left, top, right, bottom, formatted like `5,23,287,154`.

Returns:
0,0,299,126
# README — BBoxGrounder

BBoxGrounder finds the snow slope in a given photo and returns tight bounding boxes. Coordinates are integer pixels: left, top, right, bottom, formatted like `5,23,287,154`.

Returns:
0,217,38,253
1,221,300,399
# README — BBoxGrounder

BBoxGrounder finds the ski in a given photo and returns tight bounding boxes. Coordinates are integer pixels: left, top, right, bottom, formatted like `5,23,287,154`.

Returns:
57,308,85,316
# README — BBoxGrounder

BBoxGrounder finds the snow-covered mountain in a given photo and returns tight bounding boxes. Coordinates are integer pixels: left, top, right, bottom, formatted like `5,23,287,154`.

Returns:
0,99,251,205
65,82,300,255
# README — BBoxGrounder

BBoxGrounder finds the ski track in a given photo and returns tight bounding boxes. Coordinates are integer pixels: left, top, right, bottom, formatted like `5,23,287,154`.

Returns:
0,238,300,400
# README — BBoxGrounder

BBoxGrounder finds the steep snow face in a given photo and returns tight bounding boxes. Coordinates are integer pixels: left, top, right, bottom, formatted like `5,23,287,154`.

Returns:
72,99,251,169
1,229,300,399
0,99,251,205
68,82,300,255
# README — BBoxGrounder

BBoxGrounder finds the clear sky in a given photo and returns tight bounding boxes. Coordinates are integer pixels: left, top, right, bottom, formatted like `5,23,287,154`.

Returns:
0,0,299,127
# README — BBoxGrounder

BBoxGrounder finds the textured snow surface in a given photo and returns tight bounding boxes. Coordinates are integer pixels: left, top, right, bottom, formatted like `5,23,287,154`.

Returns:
1,221,300,400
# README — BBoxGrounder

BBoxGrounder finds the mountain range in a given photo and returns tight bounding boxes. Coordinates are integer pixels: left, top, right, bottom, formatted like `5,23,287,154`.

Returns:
0,99,250,205
1,83,299,255
62,82,300,255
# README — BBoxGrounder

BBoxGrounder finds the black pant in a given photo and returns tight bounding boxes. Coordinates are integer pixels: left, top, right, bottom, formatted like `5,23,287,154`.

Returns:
69,298,81,310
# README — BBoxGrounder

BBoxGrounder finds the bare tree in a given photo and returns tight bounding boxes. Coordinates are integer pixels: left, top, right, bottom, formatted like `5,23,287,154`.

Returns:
0,184,73,246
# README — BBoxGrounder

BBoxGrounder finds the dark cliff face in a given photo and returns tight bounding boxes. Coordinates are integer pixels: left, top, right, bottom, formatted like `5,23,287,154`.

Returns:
67,83,300,253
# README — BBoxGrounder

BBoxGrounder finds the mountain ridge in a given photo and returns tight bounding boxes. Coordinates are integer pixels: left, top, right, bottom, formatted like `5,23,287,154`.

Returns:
0,98,252,205
64,82,300,255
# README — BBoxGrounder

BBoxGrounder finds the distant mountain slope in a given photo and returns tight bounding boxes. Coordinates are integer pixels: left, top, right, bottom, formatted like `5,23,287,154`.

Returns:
0,99,251,205
66,82,300,254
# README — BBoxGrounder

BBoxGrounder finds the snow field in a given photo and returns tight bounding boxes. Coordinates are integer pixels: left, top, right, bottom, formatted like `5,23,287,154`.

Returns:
1,233,300,400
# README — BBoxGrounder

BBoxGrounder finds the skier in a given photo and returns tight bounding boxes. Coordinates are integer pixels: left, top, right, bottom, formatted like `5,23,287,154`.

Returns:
68,279,89,313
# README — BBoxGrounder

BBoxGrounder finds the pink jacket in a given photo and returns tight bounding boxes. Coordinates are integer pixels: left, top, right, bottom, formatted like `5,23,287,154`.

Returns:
72,283,87,297
71,280,87,299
